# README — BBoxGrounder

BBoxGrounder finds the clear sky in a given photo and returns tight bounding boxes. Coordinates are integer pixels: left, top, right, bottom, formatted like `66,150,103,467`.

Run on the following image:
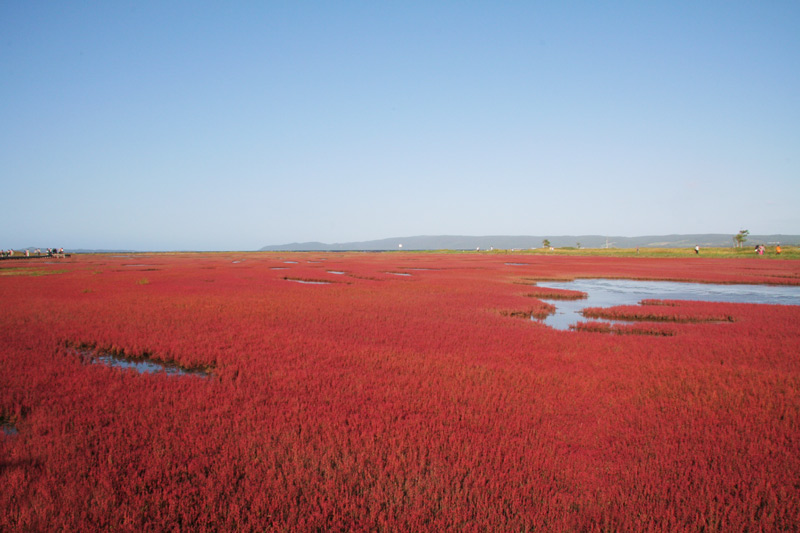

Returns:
2,2,798,250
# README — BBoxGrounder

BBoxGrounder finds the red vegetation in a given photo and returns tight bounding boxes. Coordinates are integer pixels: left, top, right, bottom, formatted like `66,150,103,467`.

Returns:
581,300,736,324
523,286,588,300
2,253,800,530
500,301,557,320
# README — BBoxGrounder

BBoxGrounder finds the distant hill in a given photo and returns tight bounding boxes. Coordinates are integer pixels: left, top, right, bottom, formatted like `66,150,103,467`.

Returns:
65,249,138,254
260,234,800,251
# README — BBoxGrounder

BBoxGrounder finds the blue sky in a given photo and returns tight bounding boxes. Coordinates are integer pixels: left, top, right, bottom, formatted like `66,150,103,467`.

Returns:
2,2,798,250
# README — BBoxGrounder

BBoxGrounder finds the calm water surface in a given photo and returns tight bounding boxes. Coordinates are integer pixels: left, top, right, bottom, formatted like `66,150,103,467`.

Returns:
535,279,800,330
96,355,208,376
81,351,209,377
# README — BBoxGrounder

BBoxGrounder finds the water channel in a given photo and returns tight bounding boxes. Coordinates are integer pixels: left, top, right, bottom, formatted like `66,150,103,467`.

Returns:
534,279,800,331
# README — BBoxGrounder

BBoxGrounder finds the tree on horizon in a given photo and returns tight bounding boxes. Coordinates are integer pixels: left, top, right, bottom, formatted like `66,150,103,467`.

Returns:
735,230,749,248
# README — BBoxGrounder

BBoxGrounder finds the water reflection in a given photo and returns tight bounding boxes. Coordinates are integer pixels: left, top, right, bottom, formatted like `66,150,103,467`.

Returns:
74,348,209,377
93,355,206,376
535,279,800,331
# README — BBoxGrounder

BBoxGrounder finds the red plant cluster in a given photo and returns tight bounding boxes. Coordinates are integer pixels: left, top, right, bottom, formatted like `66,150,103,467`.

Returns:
523,286,588,300
581,300,736,324
2,252,800,530
500,302,557,320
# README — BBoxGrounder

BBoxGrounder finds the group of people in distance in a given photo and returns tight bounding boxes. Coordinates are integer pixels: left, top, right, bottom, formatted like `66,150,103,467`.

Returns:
692,244,782,255
754,244,780,256
0,247,63,258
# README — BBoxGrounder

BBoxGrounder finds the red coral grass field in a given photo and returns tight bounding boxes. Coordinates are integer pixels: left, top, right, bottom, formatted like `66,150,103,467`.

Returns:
581,300,736,324
2,252,800,530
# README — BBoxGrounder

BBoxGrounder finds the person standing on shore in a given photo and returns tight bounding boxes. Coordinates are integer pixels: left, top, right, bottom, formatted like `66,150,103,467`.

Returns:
695,245,700,254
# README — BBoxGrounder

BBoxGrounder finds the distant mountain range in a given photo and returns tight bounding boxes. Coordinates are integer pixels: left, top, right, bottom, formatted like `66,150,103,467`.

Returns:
260,234,800,251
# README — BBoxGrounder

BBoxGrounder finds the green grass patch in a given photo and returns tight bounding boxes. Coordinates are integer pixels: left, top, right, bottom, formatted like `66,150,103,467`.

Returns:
482,246,800,259
0,269,67,276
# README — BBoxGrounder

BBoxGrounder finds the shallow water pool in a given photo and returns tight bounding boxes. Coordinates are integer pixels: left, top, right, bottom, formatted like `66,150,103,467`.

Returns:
73,347,210,377
93,355,205,375
535,279,800,330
